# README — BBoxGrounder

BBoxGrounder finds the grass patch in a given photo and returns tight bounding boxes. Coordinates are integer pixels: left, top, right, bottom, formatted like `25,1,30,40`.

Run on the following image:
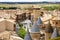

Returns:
50,37,60,40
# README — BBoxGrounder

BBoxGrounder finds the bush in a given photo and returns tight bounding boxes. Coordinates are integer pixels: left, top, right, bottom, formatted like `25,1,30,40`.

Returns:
0,7,17,10
18,27,26,39
42,6,59,11
8,7,17,9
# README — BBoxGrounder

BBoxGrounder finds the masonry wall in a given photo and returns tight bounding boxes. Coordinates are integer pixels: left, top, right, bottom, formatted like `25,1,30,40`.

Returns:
0,20,6,32
6,21,15,31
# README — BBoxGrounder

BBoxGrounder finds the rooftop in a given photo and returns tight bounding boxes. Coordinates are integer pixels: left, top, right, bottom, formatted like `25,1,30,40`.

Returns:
31,22,40,33
24,28,32,40
37,17,43,25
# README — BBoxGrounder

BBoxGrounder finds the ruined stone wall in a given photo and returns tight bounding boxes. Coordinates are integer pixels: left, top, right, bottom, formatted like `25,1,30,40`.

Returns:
6,20,15,31
0,20,6,32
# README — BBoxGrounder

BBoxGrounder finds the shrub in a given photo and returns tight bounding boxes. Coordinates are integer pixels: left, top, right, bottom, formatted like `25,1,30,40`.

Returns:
17,23,26,39
18,27,26,39
19,23,23,28
42,6,59,11
8,7,17,9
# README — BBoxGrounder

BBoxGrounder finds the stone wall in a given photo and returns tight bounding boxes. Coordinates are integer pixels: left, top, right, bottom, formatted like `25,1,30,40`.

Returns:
0,20,6,32
6,20,15,31
0,19,15,32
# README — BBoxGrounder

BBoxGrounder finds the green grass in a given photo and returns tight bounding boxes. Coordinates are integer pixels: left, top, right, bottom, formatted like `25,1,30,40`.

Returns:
0,4,59,7
50,37,60,40
42,6,60,11
0,4,60,10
